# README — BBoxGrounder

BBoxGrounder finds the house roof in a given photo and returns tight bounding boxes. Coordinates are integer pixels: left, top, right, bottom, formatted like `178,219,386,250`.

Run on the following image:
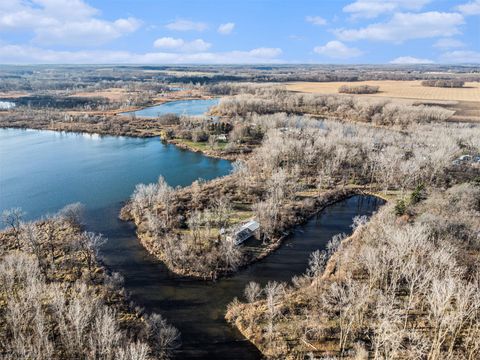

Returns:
241,220,259,232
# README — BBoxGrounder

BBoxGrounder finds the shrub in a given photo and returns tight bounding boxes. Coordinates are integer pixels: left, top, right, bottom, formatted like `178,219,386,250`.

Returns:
421,80,465,88
394,199,407,216
410,184,426,205
157,113,180,125
338,85,380,94
191,129,209,142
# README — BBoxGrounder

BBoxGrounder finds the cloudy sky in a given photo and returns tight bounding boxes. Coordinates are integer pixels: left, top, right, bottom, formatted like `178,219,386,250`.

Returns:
0,0,479,64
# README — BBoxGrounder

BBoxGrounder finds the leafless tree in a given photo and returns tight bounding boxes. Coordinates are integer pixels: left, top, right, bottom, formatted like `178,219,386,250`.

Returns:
57,202,85,228
244,281,262,303
2,207,25,247
75,231,107,274
144,313,181,359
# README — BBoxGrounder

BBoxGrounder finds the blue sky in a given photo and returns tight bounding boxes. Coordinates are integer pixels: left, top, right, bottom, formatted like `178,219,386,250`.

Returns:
0,0,479,64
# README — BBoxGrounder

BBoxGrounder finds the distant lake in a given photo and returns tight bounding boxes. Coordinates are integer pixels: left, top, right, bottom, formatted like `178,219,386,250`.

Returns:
121,98,219,118
0,101,15,110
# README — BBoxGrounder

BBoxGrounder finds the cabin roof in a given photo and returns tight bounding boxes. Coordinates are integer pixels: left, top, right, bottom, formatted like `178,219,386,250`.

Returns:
240,220,259,232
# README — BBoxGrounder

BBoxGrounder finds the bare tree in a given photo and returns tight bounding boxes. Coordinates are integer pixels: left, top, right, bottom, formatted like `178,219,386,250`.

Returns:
244,281,262,303
2,207,25,247
57,202,85,228
144,313,181,359
76,231,107,274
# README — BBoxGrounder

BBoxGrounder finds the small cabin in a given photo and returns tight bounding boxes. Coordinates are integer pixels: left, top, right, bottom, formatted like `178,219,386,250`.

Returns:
227,220,260,245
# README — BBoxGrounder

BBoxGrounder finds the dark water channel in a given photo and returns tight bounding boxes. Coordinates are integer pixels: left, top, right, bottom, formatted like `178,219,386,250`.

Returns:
90,195,383,359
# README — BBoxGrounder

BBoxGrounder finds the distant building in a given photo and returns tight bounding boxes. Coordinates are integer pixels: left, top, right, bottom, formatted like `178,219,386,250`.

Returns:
452,154,479,165
459,155,473,161
227,220,260,245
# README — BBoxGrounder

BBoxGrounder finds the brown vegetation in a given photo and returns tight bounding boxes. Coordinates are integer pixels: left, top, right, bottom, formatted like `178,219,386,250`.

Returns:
123,111,479,279
227,183,480,359
422,79,465,88
210,85,454,128
0,205,180,360
338,85,380,94
286,80,480,102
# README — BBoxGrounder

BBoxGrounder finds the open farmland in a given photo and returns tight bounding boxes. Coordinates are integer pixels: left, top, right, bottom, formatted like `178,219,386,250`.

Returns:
287,80,480,122
286,80,480,102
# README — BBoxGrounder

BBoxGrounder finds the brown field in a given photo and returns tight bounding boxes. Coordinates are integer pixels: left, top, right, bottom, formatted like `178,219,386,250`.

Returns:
286,80,480,102
287,80,480,122
0,91,30,98
69,88,128,101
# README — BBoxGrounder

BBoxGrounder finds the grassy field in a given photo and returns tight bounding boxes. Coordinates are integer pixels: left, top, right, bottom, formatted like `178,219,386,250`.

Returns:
174,138,227,151
70,88,128,101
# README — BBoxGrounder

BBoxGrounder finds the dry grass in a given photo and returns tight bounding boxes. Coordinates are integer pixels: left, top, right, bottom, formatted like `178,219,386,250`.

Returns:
286,80,480,102
69,88,128,101
287,80,480,122
0,91,29,98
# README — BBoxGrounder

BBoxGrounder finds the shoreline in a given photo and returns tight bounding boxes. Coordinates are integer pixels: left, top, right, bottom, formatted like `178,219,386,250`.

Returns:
0,125,236,161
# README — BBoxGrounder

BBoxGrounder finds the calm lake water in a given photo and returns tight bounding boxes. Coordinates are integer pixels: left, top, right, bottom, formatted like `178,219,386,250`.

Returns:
0,128,231,221
0,98,384,359
121,98,219,118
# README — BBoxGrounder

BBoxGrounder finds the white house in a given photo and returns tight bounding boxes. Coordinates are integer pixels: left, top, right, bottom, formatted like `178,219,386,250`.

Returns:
227,220,260,245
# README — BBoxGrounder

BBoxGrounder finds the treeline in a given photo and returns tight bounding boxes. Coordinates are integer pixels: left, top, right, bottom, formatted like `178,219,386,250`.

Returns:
209,86,454,127
338,84,380,94
421,79,465,88
0,109,167,138
0,205,180,360
5,95,111,110
1,65,479,93
227,183,480,359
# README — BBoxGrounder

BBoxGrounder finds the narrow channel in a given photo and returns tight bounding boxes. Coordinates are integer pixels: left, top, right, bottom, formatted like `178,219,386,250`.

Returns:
90,195,383,359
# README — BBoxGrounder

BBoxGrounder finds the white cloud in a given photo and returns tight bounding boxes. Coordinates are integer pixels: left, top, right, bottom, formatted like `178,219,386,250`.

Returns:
305,16,327,25
0,43,283,64
390,56,434,64
153,37,211,52
247,47,282,58
336,12,464,43
433,38,465,49
153,37,185,49
0,0,140,46
218,22,235,35
313,41,363,59
165,19,208,31
34,17,141,46
343,0,431,19
456,0,480,15
440,50,480,63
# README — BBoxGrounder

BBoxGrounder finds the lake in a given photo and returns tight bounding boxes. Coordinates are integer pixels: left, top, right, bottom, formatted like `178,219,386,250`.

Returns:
121,98,219,118
0,128,231,221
